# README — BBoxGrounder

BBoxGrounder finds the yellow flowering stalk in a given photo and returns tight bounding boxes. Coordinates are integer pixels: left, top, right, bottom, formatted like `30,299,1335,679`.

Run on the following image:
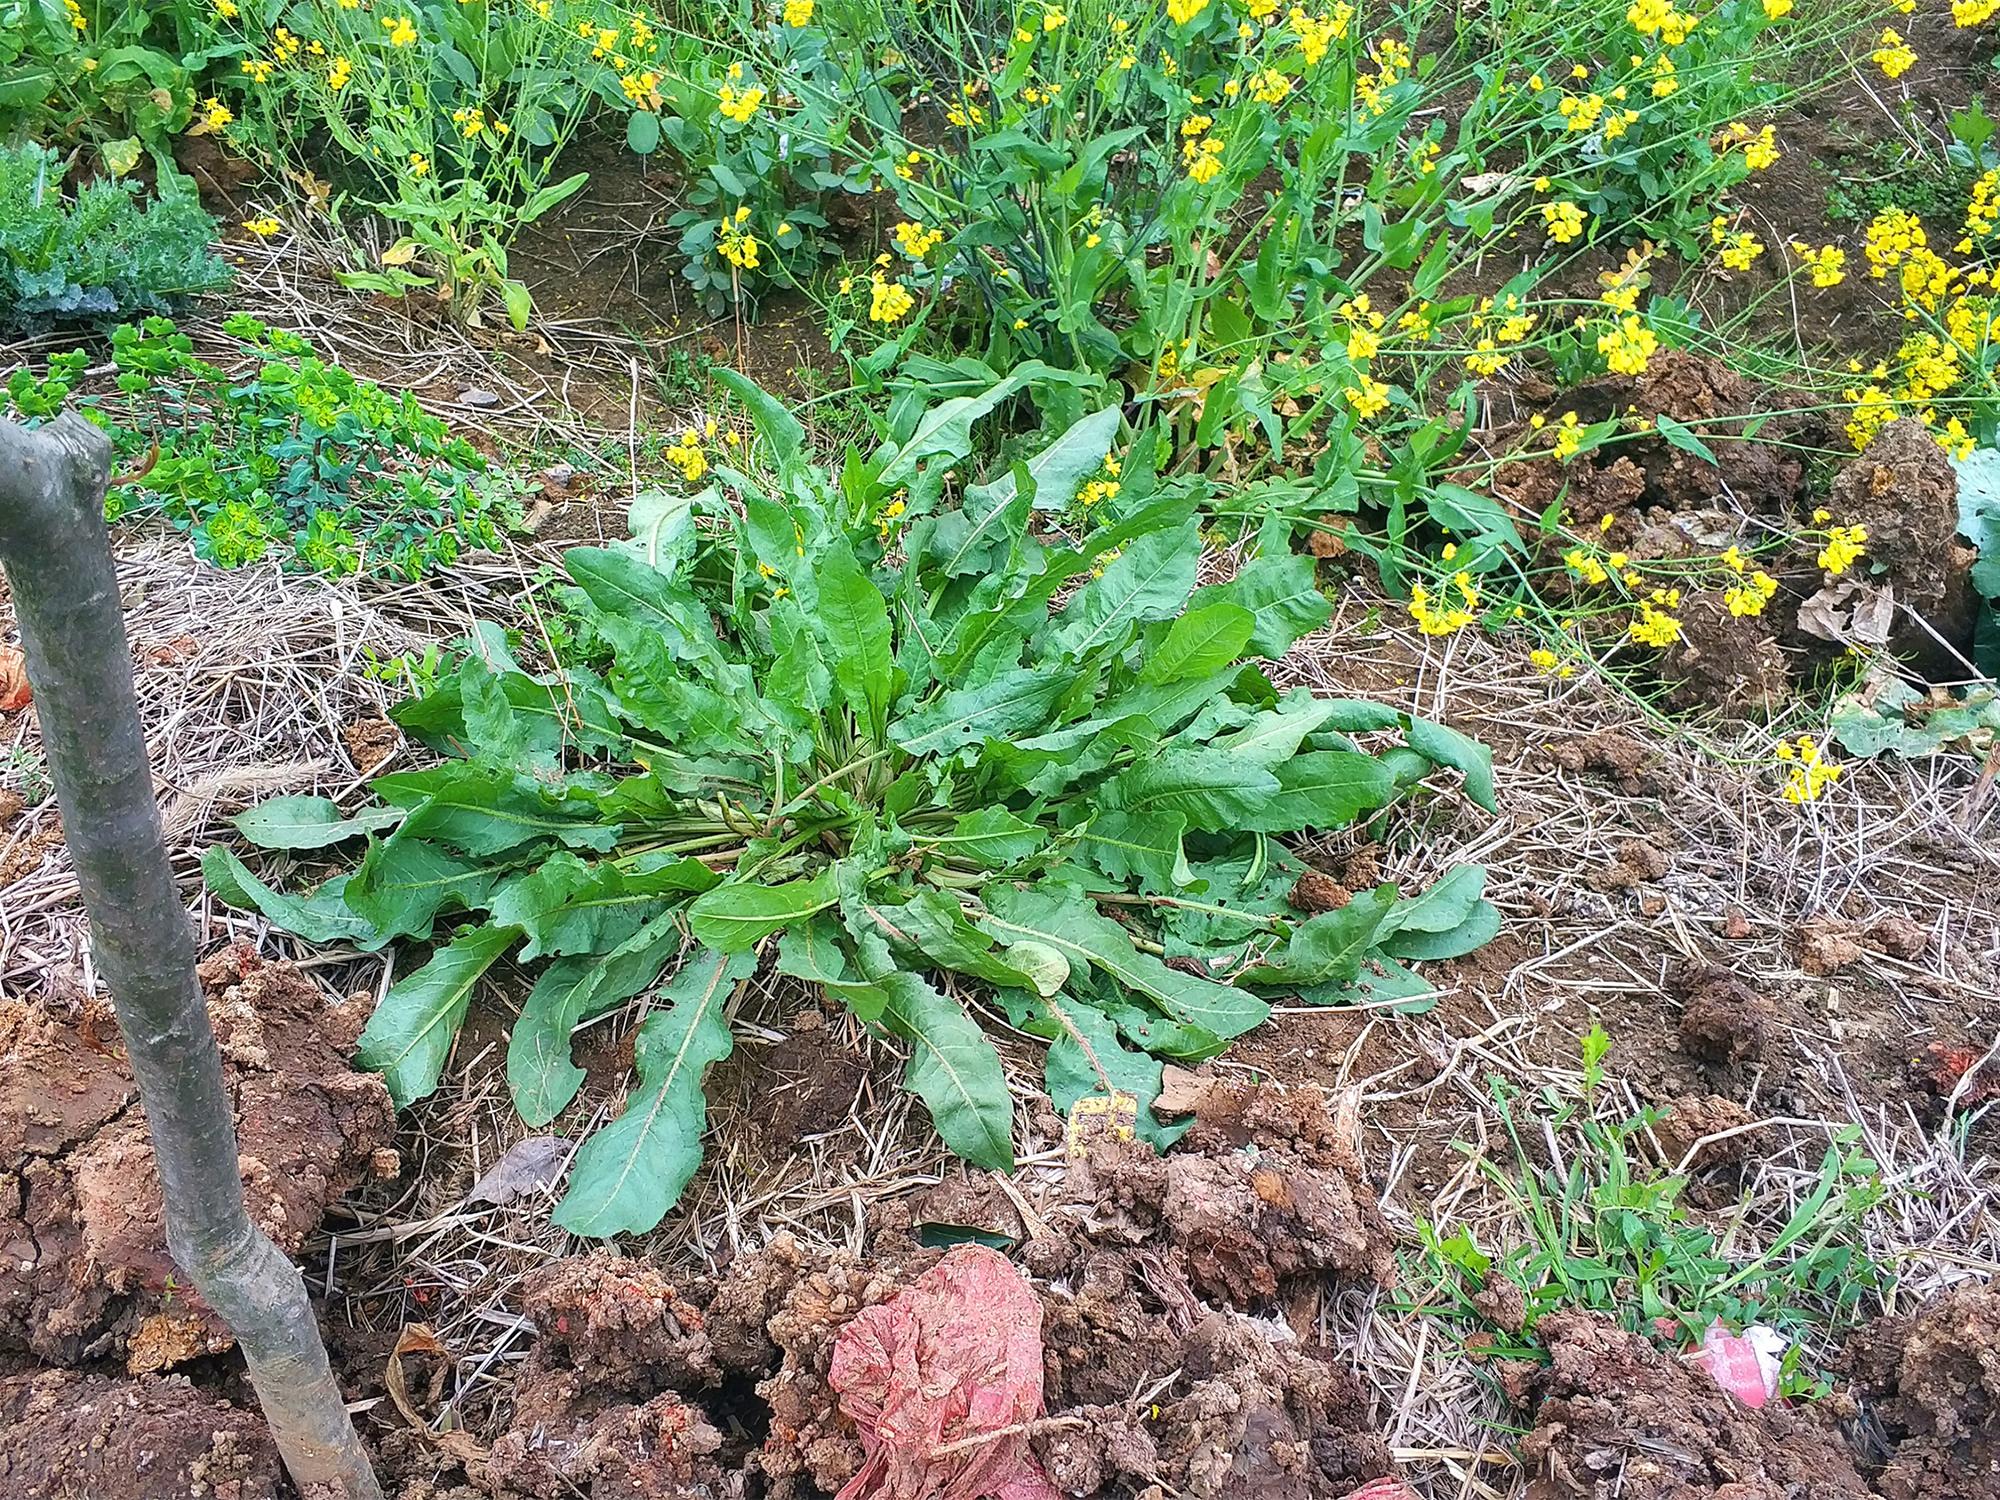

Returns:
1776,736,1840,804
1871,28,1915,78
1817,523,1867,576
1542,200,1587,244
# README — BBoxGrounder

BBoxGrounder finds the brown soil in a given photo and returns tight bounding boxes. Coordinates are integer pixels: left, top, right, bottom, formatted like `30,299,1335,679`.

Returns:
0,944,395,1365
0,1368,285,1500
342,715,402,776
1520,1310,1876,1499
1817,417,1981,673
352,1080,1399,1500
1485,357,1982,707
1841,1284,2000,1500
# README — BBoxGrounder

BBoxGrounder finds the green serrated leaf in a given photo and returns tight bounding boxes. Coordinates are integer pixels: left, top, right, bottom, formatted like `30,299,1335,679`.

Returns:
1102,747,1281,831
891,668,1080,756
1071,809,1191,893
1384,864,1487,934
853,889,1065,996
1406,714,1499,813
1243,751,1399,833
1239,885,1399,987
1381,898,1502,960
878,970,1016,1169
357,924,518,1108
1042,520,1202,661
507,912,690,1125
930,807,1047,868
1189,549,1331,657
553,946,757,1235
201,847,387,949
346,835,498,941
688,868,840,951
981,883,1268,1046
231,796,403,850
1140,601,1255,684
810,541,894,741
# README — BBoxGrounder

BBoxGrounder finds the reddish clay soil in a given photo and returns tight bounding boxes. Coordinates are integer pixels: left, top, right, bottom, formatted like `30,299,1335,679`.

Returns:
0,1368,285,1500
1841,1284,2000,1500
1519,1311,1878,1499
356,1080,1401,1500
0,945,395,1366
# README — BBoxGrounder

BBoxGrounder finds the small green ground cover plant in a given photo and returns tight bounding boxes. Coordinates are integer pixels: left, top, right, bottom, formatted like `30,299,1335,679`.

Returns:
4,315,514,576
0,141,229,327
208,374,1500,1236
1406,1037,1889,1399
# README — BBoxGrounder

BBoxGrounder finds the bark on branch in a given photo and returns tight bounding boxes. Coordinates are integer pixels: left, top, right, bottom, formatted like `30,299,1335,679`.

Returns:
0,412,382,1500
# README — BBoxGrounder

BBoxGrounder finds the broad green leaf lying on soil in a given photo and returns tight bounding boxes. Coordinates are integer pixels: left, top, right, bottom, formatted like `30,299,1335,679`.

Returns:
207,375,1499,1236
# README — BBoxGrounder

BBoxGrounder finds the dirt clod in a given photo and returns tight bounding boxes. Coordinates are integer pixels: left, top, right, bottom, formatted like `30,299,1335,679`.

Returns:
0,944,394,1365
342,715,401,774
1542,730,1656,793
0,1368,283,1500
1826,418,1978,671
1521,1310,1874,1498
1588,837,1671,893
1672,964,1772,1065
1841,1284,2000,1500
1290,868,1352,913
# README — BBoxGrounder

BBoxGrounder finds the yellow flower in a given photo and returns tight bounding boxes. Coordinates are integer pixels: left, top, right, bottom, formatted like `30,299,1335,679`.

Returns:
1872,28,1916,79
1542,200,1586,244
1167,0,1209,23
893,220,945,257
1957,0,2000,23
327,56,352,91
1248,68,1291,105
1629,596,1682,648
196,96,234,132
241,58,275,83
1343,375,1391,419
408,152,429,176
784,0,814,22
1818,523,1868,576
869,275,915,322
1597,315,1658,375
718,85,765,122
382,14,418,46
213,0,239,16
665,435,708,482
1790,242,1845,287
1778,735,1839,803
1529,647,1574,678
1551,411,1585,460
1763,0,1791,15
1043,5,1066,28
242,215,283,237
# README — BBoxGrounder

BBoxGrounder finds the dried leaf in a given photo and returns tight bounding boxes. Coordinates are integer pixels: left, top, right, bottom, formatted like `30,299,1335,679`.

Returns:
465,1134,570,1206
385,1324,488,1464
0,648,29,713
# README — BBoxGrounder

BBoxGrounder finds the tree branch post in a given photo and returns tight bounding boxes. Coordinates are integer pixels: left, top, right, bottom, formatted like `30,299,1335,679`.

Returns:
0,412,382,1500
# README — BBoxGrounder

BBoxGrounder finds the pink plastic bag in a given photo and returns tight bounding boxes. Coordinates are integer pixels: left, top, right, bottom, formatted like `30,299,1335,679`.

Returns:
1338,1480,1420,1500
829,1245,1057,1500
1692,1319,1785,1409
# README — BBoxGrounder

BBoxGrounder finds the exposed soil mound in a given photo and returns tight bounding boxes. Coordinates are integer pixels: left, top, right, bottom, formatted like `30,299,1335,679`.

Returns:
0,1368,284,1500
1520,1310,1875,1498
445,1082,1397,1500
1052,1079,1397,1304
1821,418,1978,669
0,944,396,1365
1487,351,1809,529
1842,1284,2000,1500
1671,963,1773,1066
